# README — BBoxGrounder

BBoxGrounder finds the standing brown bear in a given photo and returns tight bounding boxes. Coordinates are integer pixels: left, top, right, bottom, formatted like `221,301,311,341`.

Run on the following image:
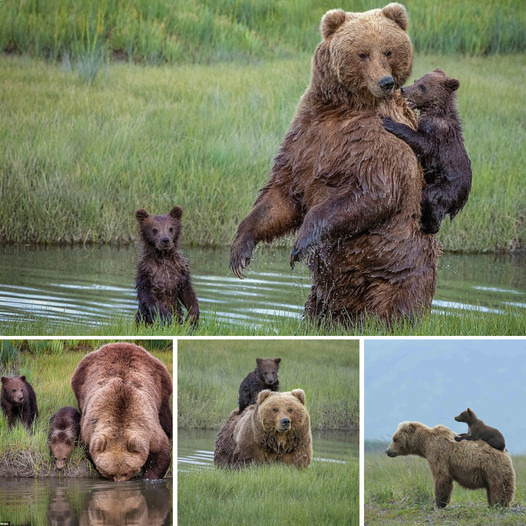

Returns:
71,342,173,481
382,68,472,234
238,357,281,414
135,206,199,327
1,375,38,430
230,4,438,325
49,406,81,470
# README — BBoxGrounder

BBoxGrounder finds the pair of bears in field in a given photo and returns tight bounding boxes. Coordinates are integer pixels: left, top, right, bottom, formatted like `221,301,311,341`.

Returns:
138,66,471,327
1,375,79,469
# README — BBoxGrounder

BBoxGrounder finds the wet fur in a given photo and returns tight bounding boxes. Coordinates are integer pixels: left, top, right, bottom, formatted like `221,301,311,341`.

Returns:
238,358,281,414
1,375,38,430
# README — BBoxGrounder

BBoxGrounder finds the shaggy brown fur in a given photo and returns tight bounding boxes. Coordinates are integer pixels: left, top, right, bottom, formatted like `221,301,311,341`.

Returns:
215,389,312,469
386,421,515,508
238,358,281,414
230,4,438,325
454,408,505,451
49,406,81,469
1,375,38,430
135,206,199,326
71,343,173,481
382,68,472,234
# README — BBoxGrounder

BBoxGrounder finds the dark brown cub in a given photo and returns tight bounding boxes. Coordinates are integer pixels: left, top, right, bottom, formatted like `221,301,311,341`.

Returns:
238,358,281,414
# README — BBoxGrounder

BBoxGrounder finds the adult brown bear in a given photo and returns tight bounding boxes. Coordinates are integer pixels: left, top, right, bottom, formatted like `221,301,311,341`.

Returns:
230,4,439,325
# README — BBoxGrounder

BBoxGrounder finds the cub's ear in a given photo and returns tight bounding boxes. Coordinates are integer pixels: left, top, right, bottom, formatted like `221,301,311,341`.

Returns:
1,377,6,384
20,375,26,382
382,3,408,32
291,389,306,405
467,408,473,415
274,358,281,365
65,437,74,446
135,209,149,222
50,435,59,444
320,9,347,39
257,390,274,404
256,357,263,366
169,206,183,220
433,68,446,76
92,435,107,453
445,78,460,92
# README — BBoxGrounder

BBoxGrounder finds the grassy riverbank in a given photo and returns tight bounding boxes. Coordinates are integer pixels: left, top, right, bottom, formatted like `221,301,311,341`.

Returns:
1,52,525,251
365,453,526,524
178,339,359,430
0,340,172,477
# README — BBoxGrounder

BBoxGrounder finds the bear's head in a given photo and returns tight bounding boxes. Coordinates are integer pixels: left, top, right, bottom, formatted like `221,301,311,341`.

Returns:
136,206,182,252
1,375,27,405
454,408,475,424
256,389,309,435
90,432,149,482
50,433,74,470
314,3,413,103
256,357,281,387
400,68,459,111
385,421,422,457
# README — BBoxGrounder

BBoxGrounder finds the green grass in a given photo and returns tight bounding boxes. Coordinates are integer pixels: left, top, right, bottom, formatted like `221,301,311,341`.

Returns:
1,54,524,252
1,0,524,64
179,459,358,526
177,339,359,430
0,340,173,477
365,453,526,524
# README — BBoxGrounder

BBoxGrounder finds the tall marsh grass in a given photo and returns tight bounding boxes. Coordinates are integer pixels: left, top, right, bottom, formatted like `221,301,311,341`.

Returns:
0,0,524,64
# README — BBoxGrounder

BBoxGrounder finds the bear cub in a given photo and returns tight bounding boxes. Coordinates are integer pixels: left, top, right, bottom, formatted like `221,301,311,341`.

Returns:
382,68,472,234
135,205,199,326
454,408,505,451
49,406,81,470
238,358,281,414
1,375,38,430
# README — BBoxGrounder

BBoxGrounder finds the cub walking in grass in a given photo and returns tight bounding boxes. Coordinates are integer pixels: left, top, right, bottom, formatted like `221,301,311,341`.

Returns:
1,375,38,430
454,408,505,451
135,206,199,327
238,358,281,414
382,68,472,234
49,406,81,470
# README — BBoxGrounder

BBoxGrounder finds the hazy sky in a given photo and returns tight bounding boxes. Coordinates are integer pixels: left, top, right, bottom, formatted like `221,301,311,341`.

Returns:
364,339,526,454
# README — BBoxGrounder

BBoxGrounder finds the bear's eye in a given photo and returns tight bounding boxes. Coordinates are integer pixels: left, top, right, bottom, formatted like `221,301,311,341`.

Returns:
273,408,279,413
419,85,426,92
393,438,398,443
358,52,368,60
385,51,392,57
288,408,293,413
152,228,158,234
169,227,174,233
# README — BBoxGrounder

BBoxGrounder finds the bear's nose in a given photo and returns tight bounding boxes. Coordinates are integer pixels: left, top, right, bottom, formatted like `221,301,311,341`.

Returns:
400,86,406,95
160,237,170,244
280,417,291,427
379,76,395,93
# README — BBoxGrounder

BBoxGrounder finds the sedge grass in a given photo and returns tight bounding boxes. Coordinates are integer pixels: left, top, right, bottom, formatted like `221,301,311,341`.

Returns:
177,339,359,430
0,340,173,477
365,453,526,524
1,54,524,252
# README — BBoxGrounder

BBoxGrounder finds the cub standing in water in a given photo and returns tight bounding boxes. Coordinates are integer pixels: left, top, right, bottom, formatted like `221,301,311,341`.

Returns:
382,68,472,234
135,206,199,326
238,358,281,414
454,408,506,451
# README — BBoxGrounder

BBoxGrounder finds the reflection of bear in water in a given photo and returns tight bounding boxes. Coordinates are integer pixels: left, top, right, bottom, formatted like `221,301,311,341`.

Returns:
454,408,505,451
47,485,76,526
230,4,438,325
71,343,173,481
1,375,38,430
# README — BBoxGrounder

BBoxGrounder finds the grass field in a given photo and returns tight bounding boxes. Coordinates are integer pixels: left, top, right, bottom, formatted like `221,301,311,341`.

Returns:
0,340,173,477
1,53,524,252
365,453,526,525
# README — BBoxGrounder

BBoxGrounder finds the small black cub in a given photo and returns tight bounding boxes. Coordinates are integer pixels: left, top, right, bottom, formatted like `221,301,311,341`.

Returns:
238,358,281,414
382,68,472,234
454,408,505,451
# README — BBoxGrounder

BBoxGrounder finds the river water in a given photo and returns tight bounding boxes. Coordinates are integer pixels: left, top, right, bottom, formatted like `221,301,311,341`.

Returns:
0,244,525,332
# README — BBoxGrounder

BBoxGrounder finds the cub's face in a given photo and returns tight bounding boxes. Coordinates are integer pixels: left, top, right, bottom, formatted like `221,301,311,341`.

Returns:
257,389,308,434
1,376,26,405
401,69,459,110
50,435,74,469
135,206,182,252
256,358,280,386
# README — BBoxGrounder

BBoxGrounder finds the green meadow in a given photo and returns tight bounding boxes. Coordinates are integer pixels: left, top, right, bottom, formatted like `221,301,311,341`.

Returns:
178,339,359,525
0,340,173,477
365,453,526,525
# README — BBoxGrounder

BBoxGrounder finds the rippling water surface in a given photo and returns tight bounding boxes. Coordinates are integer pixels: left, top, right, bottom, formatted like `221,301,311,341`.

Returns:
0,245,525,332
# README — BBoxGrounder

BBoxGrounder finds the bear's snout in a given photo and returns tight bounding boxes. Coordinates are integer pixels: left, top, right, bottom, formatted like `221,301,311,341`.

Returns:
279,417,291,430
385,448,398,457
379,76,395,93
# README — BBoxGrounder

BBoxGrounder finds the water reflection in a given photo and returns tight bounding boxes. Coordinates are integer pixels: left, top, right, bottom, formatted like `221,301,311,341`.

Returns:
177,428,358,473
0,477,172,526
0,244,525,332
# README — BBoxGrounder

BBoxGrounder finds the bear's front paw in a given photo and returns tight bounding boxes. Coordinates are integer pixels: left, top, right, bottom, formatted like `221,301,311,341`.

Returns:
380,115,397,133
230,240,254,279
454,436,462,442
290,229,321,269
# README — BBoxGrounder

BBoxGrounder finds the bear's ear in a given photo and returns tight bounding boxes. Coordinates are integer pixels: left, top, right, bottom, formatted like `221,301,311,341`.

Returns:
92,435,107,453
257,390,273,404
256,357,263,365
291,389,306,405
169,206,183,220
136,209,149,222
320,9,347,39
50,435,59,444
274,358,281,365
467,408,472,415
65,437,74,446
20,375,26,382
1,377,6,384
433,68,446,76
381,3,408,32
445,78,460,92
127,436,143,454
